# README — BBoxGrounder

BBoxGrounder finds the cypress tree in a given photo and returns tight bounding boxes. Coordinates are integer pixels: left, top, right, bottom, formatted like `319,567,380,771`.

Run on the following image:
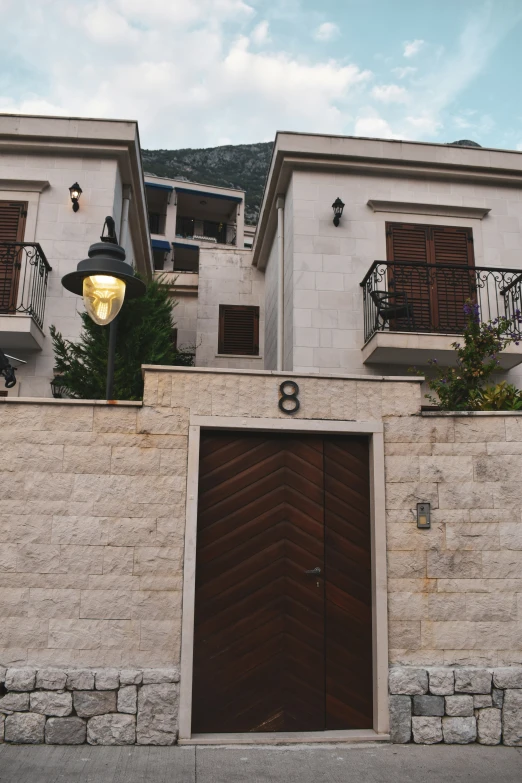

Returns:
50,276,193,400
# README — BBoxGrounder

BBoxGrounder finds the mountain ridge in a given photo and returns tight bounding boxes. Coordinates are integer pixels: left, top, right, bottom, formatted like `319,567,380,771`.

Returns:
142,141,273,225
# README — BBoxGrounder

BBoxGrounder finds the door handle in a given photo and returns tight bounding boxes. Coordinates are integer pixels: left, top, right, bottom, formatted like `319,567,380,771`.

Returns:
305,567,321,575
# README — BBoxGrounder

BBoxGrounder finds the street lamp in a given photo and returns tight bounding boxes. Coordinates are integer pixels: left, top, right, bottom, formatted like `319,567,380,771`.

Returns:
61,217,146,400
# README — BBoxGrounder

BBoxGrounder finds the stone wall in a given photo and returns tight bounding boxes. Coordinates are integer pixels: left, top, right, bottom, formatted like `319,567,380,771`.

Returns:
0,401,185,671
0,666,178,745
385,413,522,669
2,372,522,745
389,666,522,746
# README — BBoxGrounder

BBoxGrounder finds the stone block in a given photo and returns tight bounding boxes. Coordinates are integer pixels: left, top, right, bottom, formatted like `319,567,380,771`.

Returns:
36,668,67,690
45,717,86,745
30,691,72,717
442,716,477,744
503,689,522,746
87,714,135,745
0,692,30,713
120,669,142,686
454,668,492,694
5,712,45,743
428,669,455,696
412,695,444,717
73,690,117,718
493,667,522,689
5,667,36,691
419,456,473,483
118,686,137,714
427,551,482,579
66,669,94,690
142,668,180,685
445,695,474,717
137,683,178,745
492,689,504,709
389,695,411,743
0,667,6,683
473,695,492,708
0,714,4,742
389,668,428,695
412,716,442,744
95,669,119,690
477,709,501,745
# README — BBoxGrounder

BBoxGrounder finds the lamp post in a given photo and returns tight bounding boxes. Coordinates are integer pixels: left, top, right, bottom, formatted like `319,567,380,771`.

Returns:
61,217,146,400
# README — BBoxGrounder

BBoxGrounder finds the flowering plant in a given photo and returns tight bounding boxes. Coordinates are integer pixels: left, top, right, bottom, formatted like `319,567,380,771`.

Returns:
425,301,522,411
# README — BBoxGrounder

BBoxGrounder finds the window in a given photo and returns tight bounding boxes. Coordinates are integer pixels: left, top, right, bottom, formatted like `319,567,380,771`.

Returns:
148,212,165,234
386,222,475,332
218,305,259,356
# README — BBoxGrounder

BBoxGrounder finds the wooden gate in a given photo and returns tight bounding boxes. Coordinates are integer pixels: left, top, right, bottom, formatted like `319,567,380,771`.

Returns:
192,431,373,734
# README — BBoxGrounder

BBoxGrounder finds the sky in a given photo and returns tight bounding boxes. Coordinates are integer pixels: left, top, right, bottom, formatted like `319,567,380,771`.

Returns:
0,0,521,151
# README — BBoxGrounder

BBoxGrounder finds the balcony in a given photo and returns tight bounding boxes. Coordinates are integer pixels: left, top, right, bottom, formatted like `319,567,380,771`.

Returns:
361,261,522,369
176,216,236,246
0,243,52,351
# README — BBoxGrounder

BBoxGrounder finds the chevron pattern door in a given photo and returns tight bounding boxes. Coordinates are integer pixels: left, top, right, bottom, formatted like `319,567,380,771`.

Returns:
192,431,373,734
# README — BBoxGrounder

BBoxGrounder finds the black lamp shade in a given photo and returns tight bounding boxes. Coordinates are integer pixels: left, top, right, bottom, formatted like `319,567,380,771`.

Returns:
61,242,146,299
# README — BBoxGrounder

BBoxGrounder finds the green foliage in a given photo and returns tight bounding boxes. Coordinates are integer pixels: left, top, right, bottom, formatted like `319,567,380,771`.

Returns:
425,301,522,411
469,382,522,411
50,276,194,401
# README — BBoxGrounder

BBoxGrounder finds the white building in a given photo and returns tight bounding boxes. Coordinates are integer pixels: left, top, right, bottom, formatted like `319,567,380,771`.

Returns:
2,118,522,396
0,114,152,397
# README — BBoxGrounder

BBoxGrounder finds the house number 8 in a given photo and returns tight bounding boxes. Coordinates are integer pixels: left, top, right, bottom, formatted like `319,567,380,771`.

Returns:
278,381,300,414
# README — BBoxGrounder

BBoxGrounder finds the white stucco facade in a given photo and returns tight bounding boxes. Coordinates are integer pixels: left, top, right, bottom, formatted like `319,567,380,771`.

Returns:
0,114,153,398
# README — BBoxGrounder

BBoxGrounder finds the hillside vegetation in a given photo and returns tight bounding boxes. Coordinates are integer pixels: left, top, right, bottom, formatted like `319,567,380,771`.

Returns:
142,141,273,225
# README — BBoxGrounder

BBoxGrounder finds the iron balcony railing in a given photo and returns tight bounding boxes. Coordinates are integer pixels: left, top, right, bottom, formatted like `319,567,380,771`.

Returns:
360,261,522,344
175,216,236,245
0,243,52,330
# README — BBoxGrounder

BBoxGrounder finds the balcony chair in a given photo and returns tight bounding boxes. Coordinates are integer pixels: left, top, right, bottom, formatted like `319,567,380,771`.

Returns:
370,290,415,332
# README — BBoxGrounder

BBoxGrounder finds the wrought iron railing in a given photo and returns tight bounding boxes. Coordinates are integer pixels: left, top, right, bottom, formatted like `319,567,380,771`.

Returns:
361,261,522,344
0,243,52,330
175,216,236,245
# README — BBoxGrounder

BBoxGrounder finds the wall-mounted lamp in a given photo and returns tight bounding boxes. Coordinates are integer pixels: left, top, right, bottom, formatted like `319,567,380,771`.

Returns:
332,197,345,227
69,182,83,212
417,502,431,529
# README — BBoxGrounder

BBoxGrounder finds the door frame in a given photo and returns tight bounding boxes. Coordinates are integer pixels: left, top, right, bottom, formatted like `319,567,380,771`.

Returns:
179,416,389,741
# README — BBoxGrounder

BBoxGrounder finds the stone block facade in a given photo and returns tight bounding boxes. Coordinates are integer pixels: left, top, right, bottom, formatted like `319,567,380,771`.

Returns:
0,666,179,745
1,372,522,744
389,666,521,745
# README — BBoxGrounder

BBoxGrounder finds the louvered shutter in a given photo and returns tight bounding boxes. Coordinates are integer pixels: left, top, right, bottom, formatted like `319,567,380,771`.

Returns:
386,222,432,330
218,305,259,355
432,226,474,332
0,201,26,313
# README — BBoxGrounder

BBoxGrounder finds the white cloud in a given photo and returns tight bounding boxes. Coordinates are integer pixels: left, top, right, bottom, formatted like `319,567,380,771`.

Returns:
314,22,340,41
251,20,270,45
354,111,404,139
392,66,417,79
403,39,425,57
0,0,372,147
371,84,409,103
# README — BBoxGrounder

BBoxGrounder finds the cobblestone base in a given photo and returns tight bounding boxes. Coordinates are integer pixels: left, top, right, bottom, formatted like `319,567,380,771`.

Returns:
389,666,522,745
0,667,179,745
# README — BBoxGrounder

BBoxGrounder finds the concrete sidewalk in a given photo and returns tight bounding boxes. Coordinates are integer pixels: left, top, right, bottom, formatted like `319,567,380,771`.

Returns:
1,743,522,783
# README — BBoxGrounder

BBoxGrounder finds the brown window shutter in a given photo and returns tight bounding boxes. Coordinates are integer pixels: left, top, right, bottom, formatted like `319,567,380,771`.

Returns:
0,201,27,314
431,226,475,331
0,201,27,241
386,222,431,329
218,305,259,355
385,222,475,333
